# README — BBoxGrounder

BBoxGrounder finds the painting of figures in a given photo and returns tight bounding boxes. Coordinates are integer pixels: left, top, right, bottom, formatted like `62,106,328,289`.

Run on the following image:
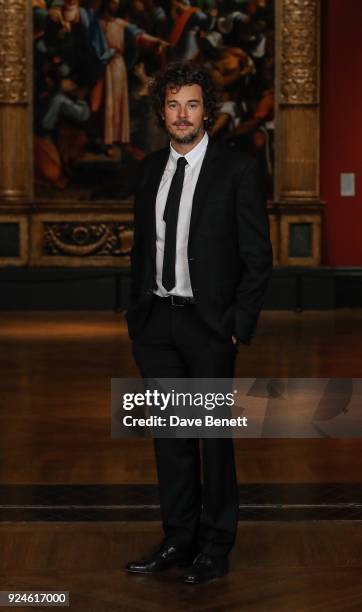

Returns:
33,0,274,201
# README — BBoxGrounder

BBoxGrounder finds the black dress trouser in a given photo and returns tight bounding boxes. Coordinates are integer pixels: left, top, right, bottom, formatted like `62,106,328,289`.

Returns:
132,296,239,559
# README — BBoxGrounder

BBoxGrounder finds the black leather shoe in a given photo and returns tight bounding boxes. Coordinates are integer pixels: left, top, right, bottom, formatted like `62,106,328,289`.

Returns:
182,553,228,584
126,542,195,574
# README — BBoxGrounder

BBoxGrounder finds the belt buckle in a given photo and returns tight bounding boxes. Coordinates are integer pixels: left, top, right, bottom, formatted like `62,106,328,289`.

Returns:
171,295,184,307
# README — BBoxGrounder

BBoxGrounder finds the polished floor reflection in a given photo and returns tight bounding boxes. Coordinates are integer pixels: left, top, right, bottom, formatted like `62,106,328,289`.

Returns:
1,521,362,611
1,309,362,485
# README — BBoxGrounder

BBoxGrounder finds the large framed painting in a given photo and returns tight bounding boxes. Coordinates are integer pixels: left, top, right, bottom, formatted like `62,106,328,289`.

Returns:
33,0,275,200
0,0,322,267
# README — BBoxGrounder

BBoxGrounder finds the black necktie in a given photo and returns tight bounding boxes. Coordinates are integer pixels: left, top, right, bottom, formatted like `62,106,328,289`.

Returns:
162,156,188,292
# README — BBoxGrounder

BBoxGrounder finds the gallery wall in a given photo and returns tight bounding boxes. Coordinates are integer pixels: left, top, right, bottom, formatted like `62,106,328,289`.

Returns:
320,0,362,266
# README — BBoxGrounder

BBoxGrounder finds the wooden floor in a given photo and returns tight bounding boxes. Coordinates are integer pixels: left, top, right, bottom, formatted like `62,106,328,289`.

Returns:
1,521,362,611
0,310,362,484
1,311,362,610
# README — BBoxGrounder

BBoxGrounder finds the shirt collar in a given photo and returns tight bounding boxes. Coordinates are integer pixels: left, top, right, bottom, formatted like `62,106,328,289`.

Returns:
169,131,209,169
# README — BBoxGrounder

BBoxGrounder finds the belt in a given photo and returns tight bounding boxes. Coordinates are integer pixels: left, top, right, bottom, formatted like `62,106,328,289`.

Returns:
153,293,195,306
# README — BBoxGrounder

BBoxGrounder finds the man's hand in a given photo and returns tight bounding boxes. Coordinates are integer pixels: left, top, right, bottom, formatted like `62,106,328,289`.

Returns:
232,335,238,345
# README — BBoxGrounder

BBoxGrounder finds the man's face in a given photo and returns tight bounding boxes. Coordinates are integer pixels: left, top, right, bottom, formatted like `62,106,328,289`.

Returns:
107,0,120,15
162,83,207,145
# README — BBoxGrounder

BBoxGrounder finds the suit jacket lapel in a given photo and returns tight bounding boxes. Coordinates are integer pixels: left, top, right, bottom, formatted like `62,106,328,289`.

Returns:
188,136,219,246
144,146,169,266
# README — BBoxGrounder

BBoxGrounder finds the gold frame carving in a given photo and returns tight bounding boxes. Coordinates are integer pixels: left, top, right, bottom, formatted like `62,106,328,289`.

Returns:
0,0,28,104
0,0,323,268
274,0,322,265
30,207,134,267
277,0,320,105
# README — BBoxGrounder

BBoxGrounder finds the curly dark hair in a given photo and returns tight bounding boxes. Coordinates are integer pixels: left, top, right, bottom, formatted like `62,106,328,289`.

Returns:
148,61,220,131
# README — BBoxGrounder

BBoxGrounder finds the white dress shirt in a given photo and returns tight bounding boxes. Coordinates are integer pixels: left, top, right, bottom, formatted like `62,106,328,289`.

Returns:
154,131,209,297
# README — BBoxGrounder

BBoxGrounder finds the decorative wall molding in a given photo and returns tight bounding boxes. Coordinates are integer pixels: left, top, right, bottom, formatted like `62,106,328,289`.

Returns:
29,213,134,267
43,222,133,257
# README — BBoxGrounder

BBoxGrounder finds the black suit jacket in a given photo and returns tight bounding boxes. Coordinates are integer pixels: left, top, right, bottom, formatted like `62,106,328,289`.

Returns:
126,136,273,344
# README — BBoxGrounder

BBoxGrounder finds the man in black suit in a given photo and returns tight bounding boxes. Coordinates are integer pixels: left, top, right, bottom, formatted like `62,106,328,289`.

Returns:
125,62,273,584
